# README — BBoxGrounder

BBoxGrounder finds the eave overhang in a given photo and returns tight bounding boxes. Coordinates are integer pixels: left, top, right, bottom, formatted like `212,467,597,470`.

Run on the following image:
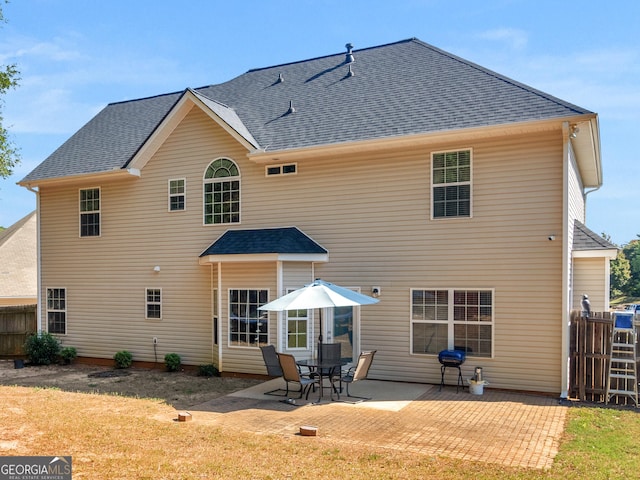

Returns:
572,249,618,260
17,167,141,189
247,114,600,172
568,115,602,188
198,252,329,265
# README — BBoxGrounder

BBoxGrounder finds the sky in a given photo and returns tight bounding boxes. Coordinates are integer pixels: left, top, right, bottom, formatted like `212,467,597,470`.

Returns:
0,0,638,245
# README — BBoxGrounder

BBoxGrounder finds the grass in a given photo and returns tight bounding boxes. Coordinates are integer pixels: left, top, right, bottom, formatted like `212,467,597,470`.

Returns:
2,386,640,479
611,296,640,308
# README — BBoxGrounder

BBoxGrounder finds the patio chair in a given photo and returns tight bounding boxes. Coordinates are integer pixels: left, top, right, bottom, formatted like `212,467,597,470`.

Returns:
260,345,287,396
278,353,320,400
332,350,377,401
317,342,342,396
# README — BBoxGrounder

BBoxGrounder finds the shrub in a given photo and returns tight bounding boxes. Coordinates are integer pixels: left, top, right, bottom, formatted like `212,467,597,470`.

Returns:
197,364,219,377
60,346,78,364
164,353,181,372
114,350,133,369
24,332,61,365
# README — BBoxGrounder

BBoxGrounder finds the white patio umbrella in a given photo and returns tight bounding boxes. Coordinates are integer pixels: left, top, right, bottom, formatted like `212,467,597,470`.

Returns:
258,279,379,350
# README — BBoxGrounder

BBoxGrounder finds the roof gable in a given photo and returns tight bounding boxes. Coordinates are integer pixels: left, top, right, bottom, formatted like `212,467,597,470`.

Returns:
0,211,37,300
127,89,258,172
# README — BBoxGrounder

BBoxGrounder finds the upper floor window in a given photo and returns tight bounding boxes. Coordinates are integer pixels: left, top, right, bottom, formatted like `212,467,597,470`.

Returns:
203,158,240,224
168,179,186,211
79,188,100,237
432,149,471,218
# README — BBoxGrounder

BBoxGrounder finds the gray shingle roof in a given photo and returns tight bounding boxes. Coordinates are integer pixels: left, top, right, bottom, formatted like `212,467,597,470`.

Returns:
573,221,618,251
200,227,327,256
21,38,593,183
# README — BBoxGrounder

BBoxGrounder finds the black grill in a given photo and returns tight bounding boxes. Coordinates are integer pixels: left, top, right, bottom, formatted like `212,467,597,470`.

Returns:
438,349,466,392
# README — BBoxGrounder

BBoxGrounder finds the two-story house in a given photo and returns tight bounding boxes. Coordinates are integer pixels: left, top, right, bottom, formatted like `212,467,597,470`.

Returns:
19,38,616,396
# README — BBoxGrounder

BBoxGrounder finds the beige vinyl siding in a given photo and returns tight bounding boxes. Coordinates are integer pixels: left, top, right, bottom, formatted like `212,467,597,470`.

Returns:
247,130,565,392
573,257,609,312
38,107,248,365
39,103,569,393
217,261,275,374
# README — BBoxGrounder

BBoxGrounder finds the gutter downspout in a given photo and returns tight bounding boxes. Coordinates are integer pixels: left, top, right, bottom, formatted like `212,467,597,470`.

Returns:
561,123,570,399
217,263,223,372
25,185,42,332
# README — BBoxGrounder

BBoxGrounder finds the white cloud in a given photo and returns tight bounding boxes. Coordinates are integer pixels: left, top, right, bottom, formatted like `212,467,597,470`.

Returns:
0,33,85,64
1,31,196,136
477,28,528,50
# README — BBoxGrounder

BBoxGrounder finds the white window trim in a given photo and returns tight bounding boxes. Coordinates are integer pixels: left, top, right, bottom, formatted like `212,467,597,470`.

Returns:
79,186,101,238
203,157,241,226
284,287,310,351
265,163,298,177
409,287,494,358
46,287,67,335
430,148,473,220
168,178,186,212
145,287,162,320
227,288,269,349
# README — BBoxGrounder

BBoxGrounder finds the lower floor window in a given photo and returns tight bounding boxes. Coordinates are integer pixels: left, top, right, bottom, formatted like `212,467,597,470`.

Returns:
47,288,66,334
411,288,493,357
229,289,268,347
287,308,308,349
146,288,162,319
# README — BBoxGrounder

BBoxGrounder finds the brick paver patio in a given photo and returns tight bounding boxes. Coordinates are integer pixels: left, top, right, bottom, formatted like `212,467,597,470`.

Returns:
188,384,567,469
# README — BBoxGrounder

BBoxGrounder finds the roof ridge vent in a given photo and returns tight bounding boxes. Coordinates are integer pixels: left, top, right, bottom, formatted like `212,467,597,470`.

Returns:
287,100,295,114
345,43,355,63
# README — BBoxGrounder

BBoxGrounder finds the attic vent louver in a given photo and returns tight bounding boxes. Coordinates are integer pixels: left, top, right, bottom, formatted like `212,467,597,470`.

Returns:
345,43,354,63
287,100,295,114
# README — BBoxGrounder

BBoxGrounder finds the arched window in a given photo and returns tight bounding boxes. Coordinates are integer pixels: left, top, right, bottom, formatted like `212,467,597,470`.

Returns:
203,158,240,224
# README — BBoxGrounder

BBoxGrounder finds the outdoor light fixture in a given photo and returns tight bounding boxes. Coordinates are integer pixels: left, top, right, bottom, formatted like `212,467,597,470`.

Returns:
153,265,161,272
372,286,381,298
570,125,580,139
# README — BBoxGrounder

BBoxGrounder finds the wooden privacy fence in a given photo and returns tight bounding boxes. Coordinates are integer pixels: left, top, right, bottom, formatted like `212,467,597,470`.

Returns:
569,310,639,405
0,304,37,357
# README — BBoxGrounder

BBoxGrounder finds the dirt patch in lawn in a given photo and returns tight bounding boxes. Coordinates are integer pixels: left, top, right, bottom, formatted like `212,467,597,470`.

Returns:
0,360,262,410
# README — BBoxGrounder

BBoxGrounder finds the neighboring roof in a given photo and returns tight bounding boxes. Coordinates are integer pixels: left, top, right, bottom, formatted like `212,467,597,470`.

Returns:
0,211,37,301
573,221,618,257
200,227,327,256
21,38,595,184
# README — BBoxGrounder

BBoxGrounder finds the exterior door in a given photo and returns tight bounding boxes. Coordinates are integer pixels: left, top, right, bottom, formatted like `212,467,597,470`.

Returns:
329,305,356,363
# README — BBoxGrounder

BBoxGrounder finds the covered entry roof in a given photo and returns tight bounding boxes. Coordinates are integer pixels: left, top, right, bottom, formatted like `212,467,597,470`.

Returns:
199,227,328,264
